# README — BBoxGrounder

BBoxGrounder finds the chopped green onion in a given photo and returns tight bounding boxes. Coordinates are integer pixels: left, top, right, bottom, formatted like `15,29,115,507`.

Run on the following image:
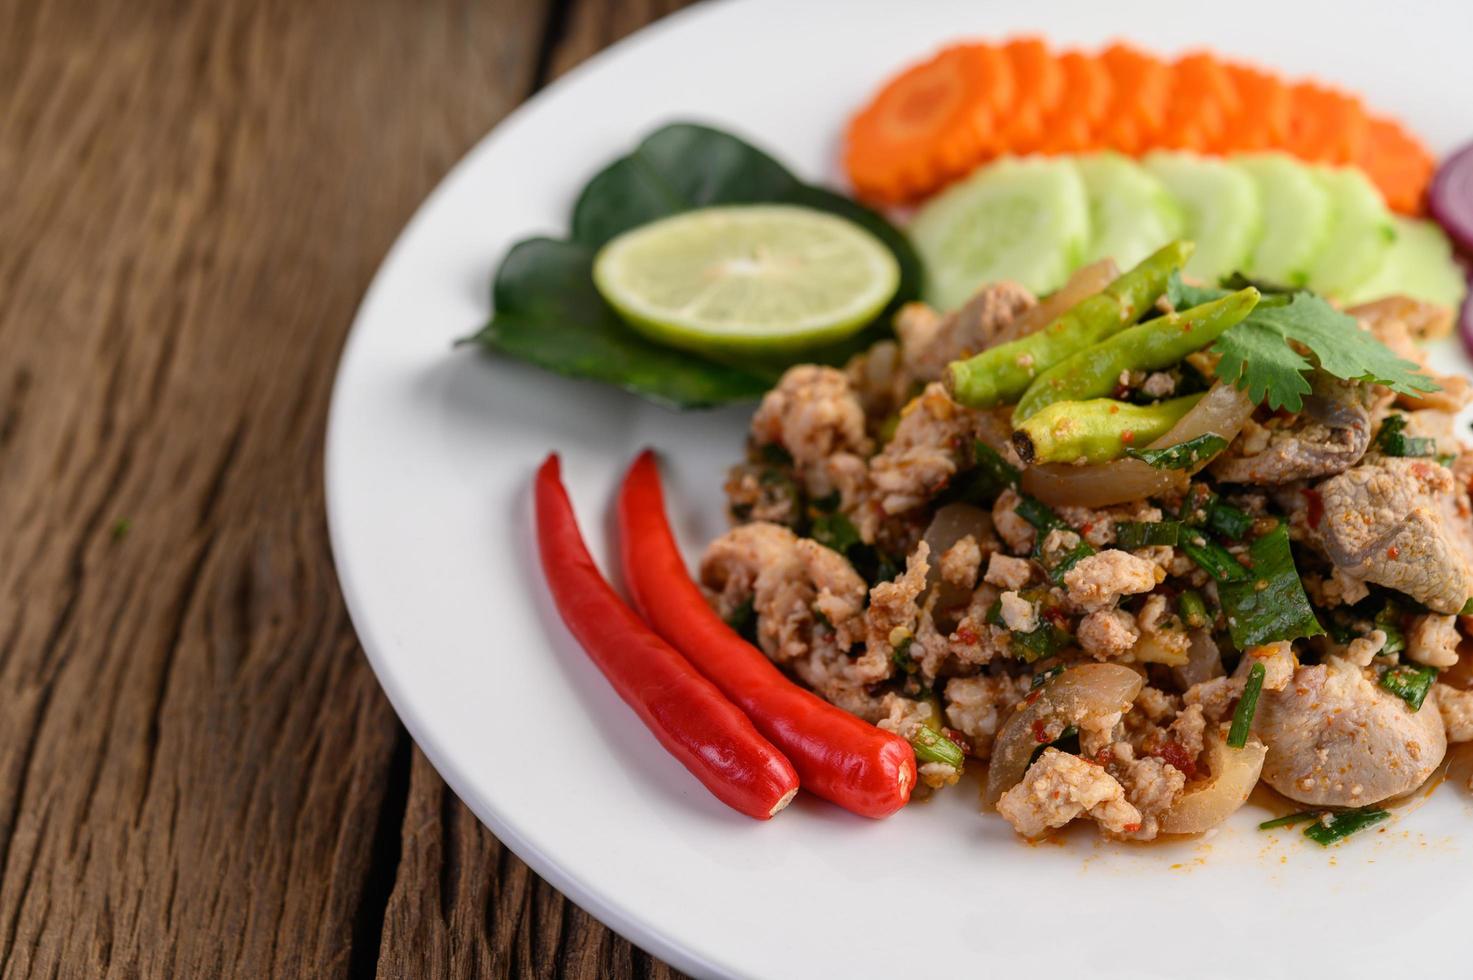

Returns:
1178,590,1210,629
1030,664,1066,689
1437,452,1458,468
1016,497,1096,584
1178,484,1217,526
1302,807,1390,846
1125,433,1228,469
910,726,965,769
1258,810,1318,831
986,600,1072,663
1027,724,1079,768
725,598,757,643
1181,533,1252,583
758,442,794,467
1376,415,1436,458
954,440,1021,504
1380,663,1437,711
1461,596,1473,616
1218,524,1324,649
809,512,861,555
1228,662,1266,747
891,633,917,673
1374,601,1406,655
1117,520,1181,549
1206,502,1255,540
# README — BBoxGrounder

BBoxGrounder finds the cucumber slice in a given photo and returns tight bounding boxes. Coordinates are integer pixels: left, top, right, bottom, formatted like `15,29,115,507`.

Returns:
1344,216,1468,308
1305,167,1396,299
1234,154,1331,286
910,157,1089,310
1075,153,1185,269
1144,152,1262,284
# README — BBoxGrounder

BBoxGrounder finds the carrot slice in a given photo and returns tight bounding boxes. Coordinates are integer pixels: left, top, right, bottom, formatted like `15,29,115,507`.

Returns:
1359,115,1435,215
1099,43,1172,148
1160,52,1239,152
843,43,1002,203
1285,81,1369,165
1054,49,1113,129
1221,63,1291,152
999,37,1064,152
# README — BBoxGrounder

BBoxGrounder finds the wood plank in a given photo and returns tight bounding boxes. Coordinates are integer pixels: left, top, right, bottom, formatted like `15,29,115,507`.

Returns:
0,0,552,975
372,0,697,974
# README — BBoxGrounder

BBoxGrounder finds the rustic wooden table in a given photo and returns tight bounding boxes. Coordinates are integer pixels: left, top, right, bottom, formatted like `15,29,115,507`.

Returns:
1,0,697,975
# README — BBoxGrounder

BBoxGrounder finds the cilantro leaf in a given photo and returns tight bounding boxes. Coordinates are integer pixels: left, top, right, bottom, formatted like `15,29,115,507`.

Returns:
1211,292,1438,412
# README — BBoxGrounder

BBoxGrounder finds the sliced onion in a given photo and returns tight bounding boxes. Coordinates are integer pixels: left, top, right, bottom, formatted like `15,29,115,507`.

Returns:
920,503,993,605
1020,382,1255,508
1172,629,1225,689
1160,733,1267,835
1430,140,1473,257
1003,259,1120,343
983,663,1143,808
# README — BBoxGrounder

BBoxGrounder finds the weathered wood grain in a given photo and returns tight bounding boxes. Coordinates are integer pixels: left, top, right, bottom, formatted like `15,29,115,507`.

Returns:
0,0,693,975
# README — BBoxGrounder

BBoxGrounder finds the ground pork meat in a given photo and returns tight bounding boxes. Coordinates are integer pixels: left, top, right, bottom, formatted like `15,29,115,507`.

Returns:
844,339,910,423
1343,628,1388,667
868,384,975,517
1134,686,1180,724
894,282,1036,382
1183,674,1247,724
983,552,1032,590
1437,685,1473,743
998,591,1038,632
943,674,1030,759
878,694,961,789
996,749,1142,839
1314,456,1473,614
991,489,1035,554
1167,704,1208,762
1407,613,1460,668
1077,608,1140,660
1110,752,1186,840
1244,640,1296,692
938,535,983,592
863,542,931,681
749,365,872,494
723,463,801,527
700,522,872,705
1140,371,1176,399
1063,550,1160,610
1055,501,1165,549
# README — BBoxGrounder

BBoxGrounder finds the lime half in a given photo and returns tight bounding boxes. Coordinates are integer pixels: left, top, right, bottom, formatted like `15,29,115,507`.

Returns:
593,204,900,356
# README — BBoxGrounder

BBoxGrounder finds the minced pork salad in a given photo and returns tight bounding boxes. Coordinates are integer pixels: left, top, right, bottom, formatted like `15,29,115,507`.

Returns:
699,241,1473,843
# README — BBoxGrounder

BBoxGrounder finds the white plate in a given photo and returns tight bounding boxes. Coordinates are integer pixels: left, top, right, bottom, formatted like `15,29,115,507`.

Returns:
326,2,1473,977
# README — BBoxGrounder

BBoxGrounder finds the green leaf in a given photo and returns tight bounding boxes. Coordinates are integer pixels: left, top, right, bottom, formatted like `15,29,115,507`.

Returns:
1212,292,1438,412
473,123,921,409
1116,520,1181,549
1376,414,1437,458
1219,524,1324,648
1380,663,1437,711
471,239,772,409
1125,433,1228,469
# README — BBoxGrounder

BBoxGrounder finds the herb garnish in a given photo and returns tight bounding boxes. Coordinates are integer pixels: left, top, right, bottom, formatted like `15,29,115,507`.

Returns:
1169,274,1438,412
1125,433,1228,469
1380,663,1437,711
1228,662,1266,748
1218,524,1324,648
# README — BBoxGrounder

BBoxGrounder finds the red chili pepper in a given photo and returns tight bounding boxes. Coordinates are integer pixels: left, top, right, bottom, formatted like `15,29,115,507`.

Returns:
616,450,917,819
534,454,798,820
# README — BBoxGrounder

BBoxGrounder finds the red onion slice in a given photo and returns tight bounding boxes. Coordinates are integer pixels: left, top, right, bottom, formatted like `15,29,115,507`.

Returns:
1430,141,1473,257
